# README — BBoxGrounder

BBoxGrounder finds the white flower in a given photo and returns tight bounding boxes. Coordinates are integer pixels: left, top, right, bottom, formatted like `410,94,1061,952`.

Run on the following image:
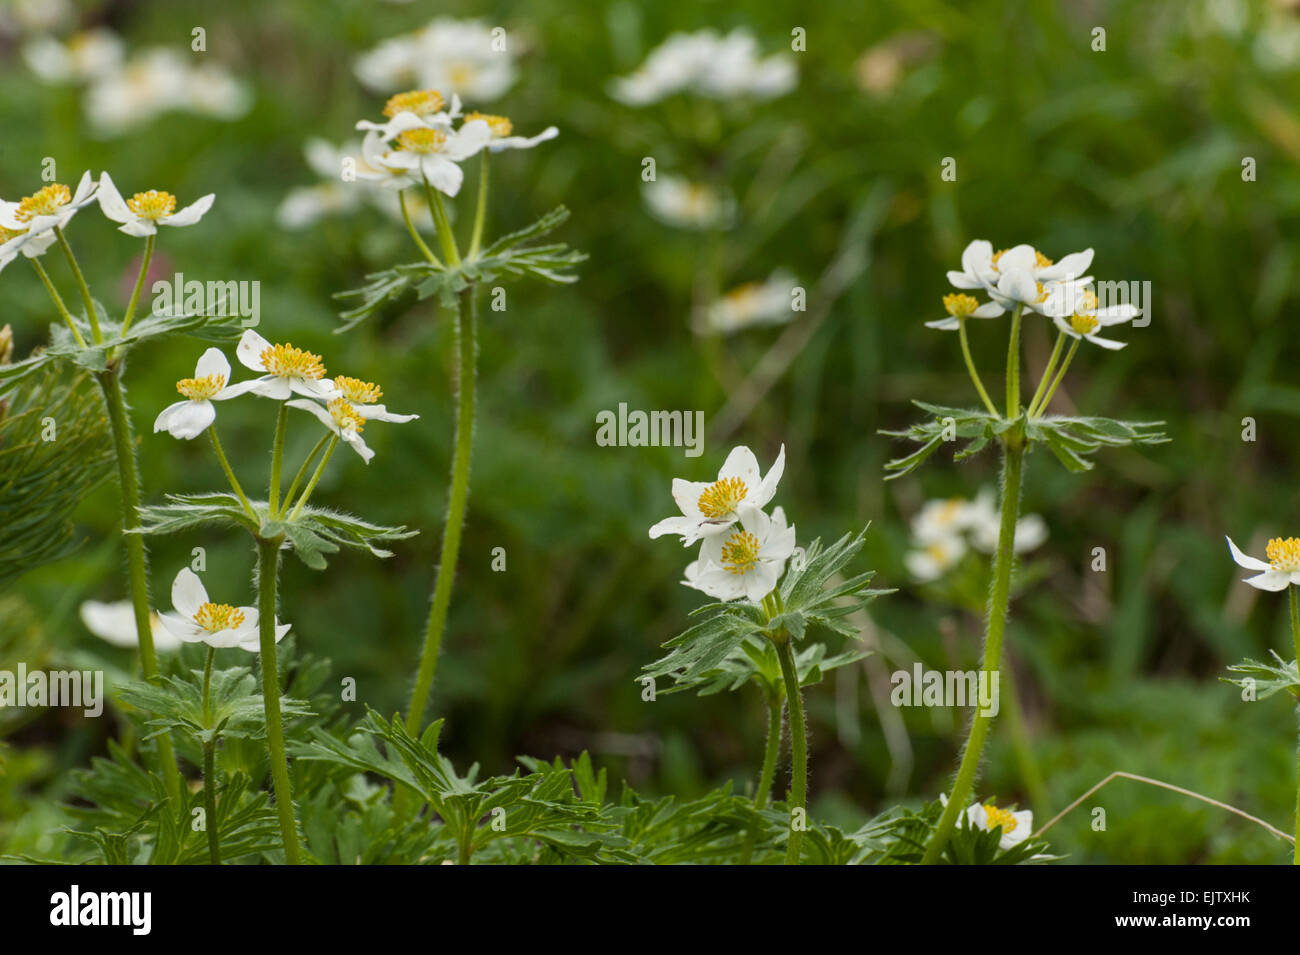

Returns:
684,504,796,602
924,292,1005,331
461,111,558,152
911,497,976,544
24,28,123,84
940,794,1033,850
286,375,417,464
611,29,796,106
84,49,250,137
1043,285,1138,351
158,569,288,652
365,113,492,197
905,534,966,582
79,600,183,652
355,19,517,101
650,444,785,545
948,240,1093,313
0,222,57,273
153,348,258,440
0,171,98,238
1226,536,1300,592
235,330,339,402
698,272,798,334
965,488,1048,554
355,89,463,140
96,172,214,237
1,0,75,35
643,175,734,230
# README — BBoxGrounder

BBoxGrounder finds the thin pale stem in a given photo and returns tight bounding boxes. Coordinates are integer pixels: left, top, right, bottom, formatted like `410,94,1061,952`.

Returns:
1290,585,1300,864
284,433,330,507
468,151,489,260
1031,339,1078,419
30,258,85,346
201,646,221,865
120,233,154,337
1026,329,1066,418
1004,303,1024,416
268,402,288,517
55,226,102,343
425,176,461,267
210,426,254,519
96,367,182,806
399,191,441,267
958,318,998,417
256,535,302,864
921,440,1024,864
776,638,807,865
288,435,338,520
406,288,477,735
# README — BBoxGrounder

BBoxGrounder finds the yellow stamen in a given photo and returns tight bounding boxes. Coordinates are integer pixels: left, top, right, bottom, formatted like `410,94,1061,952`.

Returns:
176,373,226,400
697,477,748,519
397,128,448,154
720,529,761,575
1267,538,1300,572
943,293,979,318
0,225,27,243
127,189,177,220
983,803,1018,834
260,343,326,380
1070,313,1099,335
328,398,366,434
194,602,245,632
15,184,71,222
464,111,512,137
333,375,383,405
1034,250,1053,269
382,89,445,118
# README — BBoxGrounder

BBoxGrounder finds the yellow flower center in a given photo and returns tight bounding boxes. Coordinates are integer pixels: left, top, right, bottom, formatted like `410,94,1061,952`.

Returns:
0,225,27,243
260,343,326,379
720,529,761,575
328,398,366,434
925,542,949,563
333,375,382,405
942,293,978,318
194,602,245,633
1034,250,1053,269
937,499,964,523
175,373,226,400
983,803,1018,834
1081,288,1098,311
464,111,512,137
382,89,445,118
397,128,448,154
447,63,476,87
697,476,748,519
15,184,71,222
1267,538,1300,572
1070,313,1100,335
127,190,177,220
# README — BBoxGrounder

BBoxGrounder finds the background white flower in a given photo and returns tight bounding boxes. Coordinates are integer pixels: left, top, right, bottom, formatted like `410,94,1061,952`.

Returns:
355,19,517,101
698,271,799,335
79,600,182,652
643,176,734,231
23,28,122,84
611,28,796,105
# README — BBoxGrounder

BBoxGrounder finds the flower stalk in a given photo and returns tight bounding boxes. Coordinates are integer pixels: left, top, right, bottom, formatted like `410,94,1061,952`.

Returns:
256,534,302,864
120,232,154,337
775,634,807,865
201,645,221,866
1291,584,1300,866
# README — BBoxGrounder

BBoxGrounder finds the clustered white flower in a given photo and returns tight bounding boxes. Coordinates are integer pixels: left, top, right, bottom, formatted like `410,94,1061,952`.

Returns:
649,445,796,603
642,175,734,231
610,28,797,106
905,489,1047,582
697,271,799,335
23,30,251,137
354,18,518,101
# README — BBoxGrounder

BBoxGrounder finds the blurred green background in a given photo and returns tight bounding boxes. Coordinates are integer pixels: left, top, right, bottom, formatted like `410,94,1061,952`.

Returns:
4,0,1300,863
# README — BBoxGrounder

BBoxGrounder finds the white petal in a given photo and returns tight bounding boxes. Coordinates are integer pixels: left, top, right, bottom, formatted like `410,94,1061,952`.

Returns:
157,399,215,439
1083,333,1126,350
96,171,133,224
925,317,960,330
248,376,293,400
718,445,762,489
171,567,208,618
1226,537,1271,572
1243,571,1291,592
236,330,273,371
420,155,464,197
971,302,1005,318
162,193,214,227
286,398,337,433
649,515,698,540
194,347,231,383
755,444,785,508
946,271,982,290
960,240,993,277
341,429,375,463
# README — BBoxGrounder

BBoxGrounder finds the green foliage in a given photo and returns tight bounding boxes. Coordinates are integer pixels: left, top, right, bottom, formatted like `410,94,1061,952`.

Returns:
116,667,314,744
1224,652,1300,702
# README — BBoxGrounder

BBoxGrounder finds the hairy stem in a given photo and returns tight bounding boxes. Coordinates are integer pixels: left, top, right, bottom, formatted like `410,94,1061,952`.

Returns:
1291,585,1300,865
202,646,221,865
406,288,477,736
921,440,1024,864
120,233,154,337
96,366,181,806
737,691,784,865
776,638,807,865
256,535,301,864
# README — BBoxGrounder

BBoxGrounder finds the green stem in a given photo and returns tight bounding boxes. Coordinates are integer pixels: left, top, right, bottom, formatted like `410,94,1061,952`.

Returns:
268,401,288,517
210,426,254,519
405,287,477,735
1290,585,1300,865
55,226,101,343
288,435,338,520
1004,303,1024,416
399,190,441,267
30,258,85,346
425,176,461,267
1031,338,1079,419
96,366,182,806
468,151,489,260
776,638,807,865
256,535,302,864
201,646,221,865
921,440,1025,865
284,433,330,507
1026,329,1066,418
738,691,785,865
120,233,154,337
958,317,999,417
